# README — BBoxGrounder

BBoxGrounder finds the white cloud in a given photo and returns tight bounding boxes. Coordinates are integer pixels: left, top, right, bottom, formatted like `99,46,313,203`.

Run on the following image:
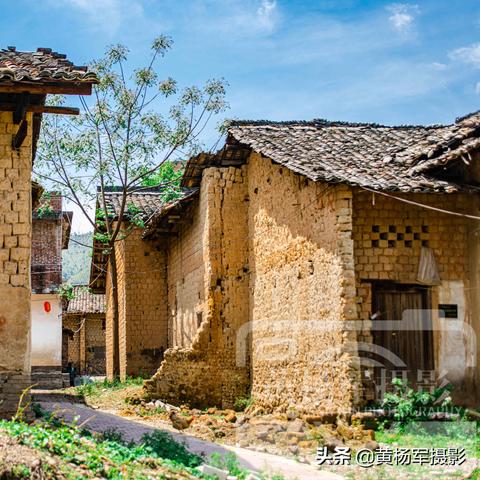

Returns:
193,0,279,36
53,0,145,35
449,43,480,68
432,62,447,71
475,82,480,95
386,3,419,35
256,0,277,32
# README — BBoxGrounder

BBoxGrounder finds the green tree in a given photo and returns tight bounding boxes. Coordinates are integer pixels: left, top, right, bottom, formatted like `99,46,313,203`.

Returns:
35,37,228,378
139,160,185,203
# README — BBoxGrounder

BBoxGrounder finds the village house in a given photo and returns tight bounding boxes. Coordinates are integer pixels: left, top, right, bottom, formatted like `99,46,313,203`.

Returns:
93,114,480,415
90,187,170,378
63,285,106,376
0,47,96,417
31,192,72,388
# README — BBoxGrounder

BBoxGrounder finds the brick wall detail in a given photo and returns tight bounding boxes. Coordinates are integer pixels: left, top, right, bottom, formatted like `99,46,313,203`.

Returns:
0,111,33,418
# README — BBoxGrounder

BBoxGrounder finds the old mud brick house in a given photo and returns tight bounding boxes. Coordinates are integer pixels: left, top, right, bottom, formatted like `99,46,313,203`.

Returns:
63,286,106,376
95,114,480,415
90,187,170,379
0,47,96,417
31,192,72,388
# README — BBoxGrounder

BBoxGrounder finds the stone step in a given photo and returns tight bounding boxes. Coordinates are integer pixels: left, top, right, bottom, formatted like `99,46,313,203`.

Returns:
31,389,85,404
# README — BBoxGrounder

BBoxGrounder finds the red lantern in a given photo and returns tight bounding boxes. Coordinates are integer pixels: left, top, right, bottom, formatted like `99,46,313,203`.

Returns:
44,301,51,313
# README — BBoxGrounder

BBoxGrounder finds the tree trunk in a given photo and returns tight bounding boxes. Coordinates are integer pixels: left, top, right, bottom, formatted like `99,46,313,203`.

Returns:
108,247,121,379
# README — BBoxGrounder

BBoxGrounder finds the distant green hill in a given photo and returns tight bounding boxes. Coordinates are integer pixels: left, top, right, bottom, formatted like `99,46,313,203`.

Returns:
62,232,93,285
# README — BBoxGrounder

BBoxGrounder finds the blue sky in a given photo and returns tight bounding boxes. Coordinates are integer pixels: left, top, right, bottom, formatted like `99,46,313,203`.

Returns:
2,0,480,126
2,0,480,230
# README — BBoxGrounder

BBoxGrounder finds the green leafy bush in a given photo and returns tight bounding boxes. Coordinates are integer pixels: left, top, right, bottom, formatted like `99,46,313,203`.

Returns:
141,430,202,468
57,282,75,301
381,378,453,427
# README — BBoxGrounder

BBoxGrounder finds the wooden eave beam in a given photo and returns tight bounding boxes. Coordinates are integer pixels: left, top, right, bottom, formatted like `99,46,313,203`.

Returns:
0,103,80,116
0,82,93,96
13,93,30,124
12,119,27,149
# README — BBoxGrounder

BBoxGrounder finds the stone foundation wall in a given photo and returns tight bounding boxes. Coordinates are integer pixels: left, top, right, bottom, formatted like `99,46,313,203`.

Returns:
0,111,33,418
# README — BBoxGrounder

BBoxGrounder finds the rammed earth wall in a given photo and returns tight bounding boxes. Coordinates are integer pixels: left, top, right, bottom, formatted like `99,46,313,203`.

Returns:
144,153,361,413
245,153,359,414
145,165,250,408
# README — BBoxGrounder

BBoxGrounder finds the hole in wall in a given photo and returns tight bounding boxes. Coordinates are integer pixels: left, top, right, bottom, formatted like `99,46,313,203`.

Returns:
308,260,314,275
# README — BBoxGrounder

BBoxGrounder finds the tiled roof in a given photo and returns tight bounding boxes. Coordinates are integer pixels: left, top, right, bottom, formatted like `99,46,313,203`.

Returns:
103,188,167,221
143,188,199,238
226,113,480,192
407,111,480,175
67,286,105,315
103,187,199,221
0,47,97,84
91,187,195,293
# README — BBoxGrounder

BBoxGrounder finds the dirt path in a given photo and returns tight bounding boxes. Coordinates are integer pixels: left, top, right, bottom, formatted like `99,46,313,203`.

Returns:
39,401,342,480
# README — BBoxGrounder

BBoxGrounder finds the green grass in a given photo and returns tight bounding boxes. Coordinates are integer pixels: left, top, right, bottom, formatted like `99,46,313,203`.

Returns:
324,420,479,480
0,417,203,479
74,376,145,398
376,420,479,458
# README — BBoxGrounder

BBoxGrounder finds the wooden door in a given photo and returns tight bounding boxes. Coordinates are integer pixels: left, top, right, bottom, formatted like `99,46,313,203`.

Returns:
372,283,433,386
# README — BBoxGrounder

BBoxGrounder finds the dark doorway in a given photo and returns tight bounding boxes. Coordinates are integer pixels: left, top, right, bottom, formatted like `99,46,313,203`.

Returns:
371,283,434,388
61,328,70,372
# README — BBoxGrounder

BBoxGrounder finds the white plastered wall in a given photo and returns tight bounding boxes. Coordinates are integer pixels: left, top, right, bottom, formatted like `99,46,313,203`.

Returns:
31,294,62,367
437,280,475,385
